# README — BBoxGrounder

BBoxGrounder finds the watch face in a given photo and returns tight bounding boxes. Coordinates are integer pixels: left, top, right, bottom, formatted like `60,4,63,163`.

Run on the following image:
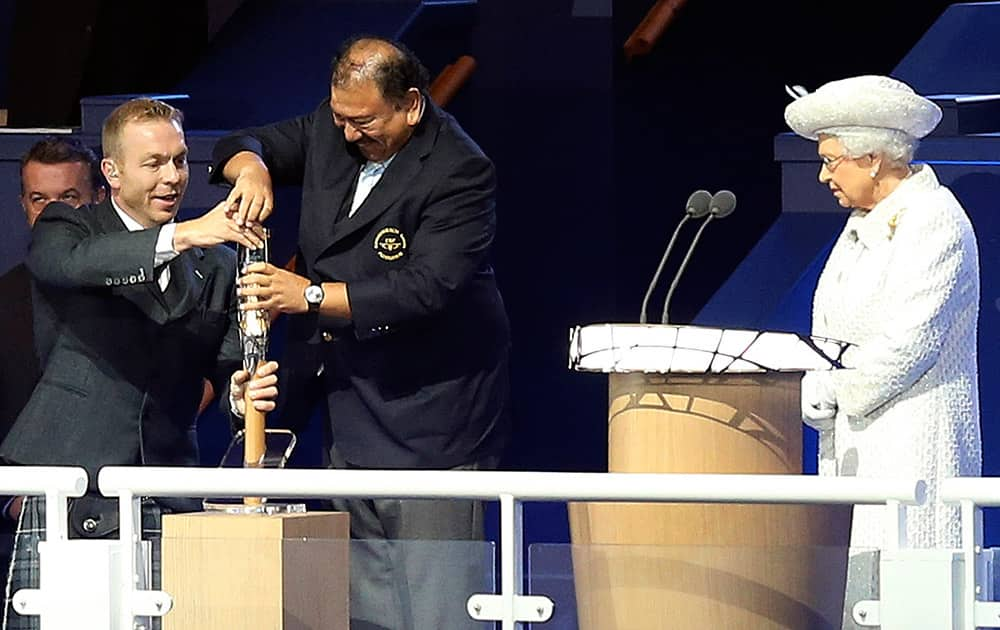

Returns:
305,285,324,304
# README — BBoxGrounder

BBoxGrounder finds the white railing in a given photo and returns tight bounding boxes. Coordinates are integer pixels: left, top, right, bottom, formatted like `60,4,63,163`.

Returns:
0,466,88,542
940,478,1000,630
96,467,926,630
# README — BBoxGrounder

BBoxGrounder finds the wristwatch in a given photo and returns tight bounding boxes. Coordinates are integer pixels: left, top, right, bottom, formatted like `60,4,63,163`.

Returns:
304,284,325,312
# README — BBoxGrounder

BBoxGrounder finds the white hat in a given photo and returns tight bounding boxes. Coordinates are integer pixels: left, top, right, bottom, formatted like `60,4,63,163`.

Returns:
784,75,942,140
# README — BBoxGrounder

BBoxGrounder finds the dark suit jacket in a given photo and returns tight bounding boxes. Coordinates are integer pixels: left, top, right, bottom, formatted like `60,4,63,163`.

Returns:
0,263,39,442
0,199,241,485
212,96,510,469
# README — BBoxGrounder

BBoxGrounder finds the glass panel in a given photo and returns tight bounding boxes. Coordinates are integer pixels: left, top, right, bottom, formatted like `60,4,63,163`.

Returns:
343,539,496,630
528,542,860,630
3,526,41,629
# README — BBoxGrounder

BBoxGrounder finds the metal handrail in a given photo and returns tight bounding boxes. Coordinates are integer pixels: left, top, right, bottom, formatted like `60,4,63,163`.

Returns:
98,467,926,504
939,477,1000,506
97,466,926,630
938,477,1000,630
0,466,88,541
0,466,88,497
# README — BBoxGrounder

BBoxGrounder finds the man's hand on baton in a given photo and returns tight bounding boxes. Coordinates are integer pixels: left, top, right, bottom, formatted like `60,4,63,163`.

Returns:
229,360,279,417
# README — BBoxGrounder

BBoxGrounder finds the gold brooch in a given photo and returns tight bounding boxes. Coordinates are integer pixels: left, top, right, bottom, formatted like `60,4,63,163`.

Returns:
888,211,902,239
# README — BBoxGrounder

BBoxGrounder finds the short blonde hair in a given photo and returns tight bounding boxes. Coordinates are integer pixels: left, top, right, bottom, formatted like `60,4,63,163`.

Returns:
101,98,184,160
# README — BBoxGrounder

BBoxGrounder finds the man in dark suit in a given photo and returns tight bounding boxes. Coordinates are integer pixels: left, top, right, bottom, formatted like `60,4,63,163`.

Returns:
211,37,510,630
0,98,277,630
1,137,106,495
0,137,105,602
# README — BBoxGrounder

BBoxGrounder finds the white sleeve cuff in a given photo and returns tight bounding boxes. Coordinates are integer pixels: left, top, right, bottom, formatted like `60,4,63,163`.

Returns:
229,389,244,418
154,224,181,267
801,371,837,430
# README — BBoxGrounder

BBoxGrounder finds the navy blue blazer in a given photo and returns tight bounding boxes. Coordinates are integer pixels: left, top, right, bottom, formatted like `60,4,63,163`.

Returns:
0,199,241,484
212,97,510,468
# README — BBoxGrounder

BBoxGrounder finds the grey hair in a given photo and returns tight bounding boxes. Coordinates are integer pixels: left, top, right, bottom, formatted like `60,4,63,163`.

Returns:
821,126,917,167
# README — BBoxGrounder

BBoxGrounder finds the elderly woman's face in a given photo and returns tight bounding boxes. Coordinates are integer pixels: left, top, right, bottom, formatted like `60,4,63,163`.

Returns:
816,135,877,210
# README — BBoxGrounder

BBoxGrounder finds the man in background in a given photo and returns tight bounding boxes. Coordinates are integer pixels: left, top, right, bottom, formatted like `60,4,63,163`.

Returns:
0,138,106,568
0,137,105,442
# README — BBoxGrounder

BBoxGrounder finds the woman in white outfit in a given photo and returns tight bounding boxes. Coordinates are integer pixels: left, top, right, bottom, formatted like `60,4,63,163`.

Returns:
784,75,981,624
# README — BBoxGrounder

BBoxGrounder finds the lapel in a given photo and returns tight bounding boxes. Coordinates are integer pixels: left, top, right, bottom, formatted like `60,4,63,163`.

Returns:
93,199,200,324
304,153,362,264
324,97,441,250
164,248,199,321
93,200,170,324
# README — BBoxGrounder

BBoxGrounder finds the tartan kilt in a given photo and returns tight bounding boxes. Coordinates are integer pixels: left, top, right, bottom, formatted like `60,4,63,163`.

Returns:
1,496,163,630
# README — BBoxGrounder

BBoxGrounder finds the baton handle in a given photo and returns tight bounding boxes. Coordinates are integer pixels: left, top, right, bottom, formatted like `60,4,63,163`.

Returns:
243,387,267,506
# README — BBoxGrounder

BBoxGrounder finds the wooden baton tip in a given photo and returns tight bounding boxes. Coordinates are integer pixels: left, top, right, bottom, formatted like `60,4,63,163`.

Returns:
430,55,478,107
623,0,688,61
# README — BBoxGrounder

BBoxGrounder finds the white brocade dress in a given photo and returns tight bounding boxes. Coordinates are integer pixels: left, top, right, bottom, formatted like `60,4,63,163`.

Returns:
804,164,981,551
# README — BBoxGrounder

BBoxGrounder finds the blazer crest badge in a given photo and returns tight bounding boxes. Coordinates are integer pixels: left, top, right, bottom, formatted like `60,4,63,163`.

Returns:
374,227,407,261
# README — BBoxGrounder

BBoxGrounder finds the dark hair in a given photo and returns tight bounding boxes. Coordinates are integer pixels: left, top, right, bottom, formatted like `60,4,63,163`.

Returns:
330,35,430,104
20,136,103,195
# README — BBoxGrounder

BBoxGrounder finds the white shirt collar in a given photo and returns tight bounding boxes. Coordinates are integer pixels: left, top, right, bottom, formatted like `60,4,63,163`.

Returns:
110,196,173,232
362,153,397,175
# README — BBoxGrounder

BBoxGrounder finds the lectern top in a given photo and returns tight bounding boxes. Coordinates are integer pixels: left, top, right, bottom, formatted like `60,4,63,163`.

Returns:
569,324,849,374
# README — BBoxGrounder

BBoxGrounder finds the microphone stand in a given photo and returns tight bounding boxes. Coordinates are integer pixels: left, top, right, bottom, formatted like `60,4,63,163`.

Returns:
640,190,711,323
640,214,692,323
661,214,714,324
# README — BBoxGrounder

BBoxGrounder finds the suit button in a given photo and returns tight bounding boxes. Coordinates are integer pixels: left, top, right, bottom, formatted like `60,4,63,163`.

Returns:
321,331,333,342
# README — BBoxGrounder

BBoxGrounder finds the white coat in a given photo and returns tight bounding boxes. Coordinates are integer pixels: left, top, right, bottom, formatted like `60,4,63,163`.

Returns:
802,164,981,549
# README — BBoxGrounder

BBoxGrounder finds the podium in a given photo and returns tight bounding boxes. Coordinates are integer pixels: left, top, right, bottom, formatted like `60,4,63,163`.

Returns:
567,324,852,629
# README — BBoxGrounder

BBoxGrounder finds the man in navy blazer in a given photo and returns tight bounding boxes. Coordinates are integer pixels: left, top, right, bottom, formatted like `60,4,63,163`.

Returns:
211,37,510,629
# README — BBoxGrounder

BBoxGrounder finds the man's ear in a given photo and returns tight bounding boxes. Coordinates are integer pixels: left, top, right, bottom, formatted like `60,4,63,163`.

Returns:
405,88,423,126
95,186,108,203
101,158,120,189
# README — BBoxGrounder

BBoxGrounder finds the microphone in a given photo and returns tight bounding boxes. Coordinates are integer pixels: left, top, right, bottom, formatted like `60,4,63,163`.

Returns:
709,189,737,218
660,189,737,324
639,190,711,323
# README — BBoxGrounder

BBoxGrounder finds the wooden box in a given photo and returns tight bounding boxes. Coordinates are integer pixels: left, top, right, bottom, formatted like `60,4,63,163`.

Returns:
161,511,350,630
